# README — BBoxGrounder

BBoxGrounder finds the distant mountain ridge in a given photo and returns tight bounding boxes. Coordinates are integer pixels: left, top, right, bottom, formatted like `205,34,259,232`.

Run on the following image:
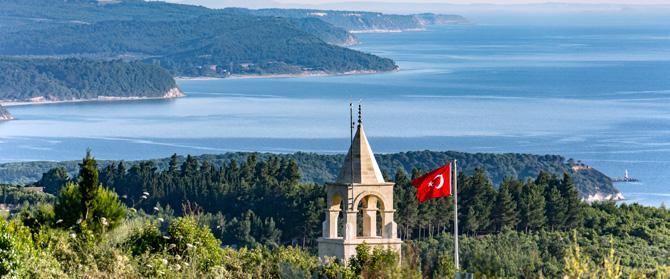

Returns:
228,8,469,32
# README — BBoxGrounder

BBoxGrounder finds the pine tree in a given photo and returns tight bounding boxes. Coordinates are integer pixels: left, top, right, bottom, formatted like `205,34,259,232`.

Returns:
460,168,495,234
281,159,301,185
492,179,518,232
168,153,178,175
561,173,583,229
519,180,546,232
78,149,99,221
545,185,566,230
394,169,417,239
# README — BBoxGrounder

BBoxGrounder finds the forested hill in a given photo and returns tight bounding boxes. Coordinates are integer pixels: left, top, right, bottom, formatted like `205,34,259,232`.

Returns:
0,0,395,77
0,151,618,198
229,8,469,32
0,58,181,102
0,0,356,46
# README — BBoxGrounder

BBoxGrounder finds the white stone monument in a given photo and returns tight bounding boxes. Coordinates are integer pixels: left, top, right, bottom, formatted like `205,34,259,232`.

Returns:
317,105,402,263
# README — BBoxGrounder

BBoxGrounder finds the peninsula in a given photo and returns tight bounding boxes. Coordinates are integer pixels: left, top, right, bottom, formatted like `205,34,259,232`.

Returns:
0,58,183,105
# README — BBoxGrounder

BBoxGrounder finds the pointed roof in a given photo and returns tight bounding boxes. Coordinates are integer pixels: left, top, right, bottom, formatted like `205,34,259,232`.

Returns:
335,123,385,184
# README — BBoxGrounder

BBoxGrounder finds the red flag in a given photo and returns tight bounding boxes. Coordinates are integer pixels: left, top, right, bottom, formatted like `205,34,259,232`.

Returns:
411,163,452,203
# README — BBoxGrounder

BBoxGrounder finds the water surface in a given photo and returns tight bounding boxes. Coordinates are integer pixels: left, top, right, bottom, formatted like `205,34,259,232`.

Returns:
2,24,669,206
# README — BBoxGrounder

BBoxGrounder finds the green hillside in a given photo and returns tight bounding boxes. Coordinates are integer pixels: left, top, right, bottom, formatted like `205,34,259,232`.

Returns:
0,58,179,101
0,0,394,77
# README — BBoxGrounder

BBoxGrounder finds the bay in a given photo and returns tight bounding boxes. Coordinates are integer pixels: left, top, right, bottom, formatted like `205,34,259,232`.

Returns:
1,24,669,206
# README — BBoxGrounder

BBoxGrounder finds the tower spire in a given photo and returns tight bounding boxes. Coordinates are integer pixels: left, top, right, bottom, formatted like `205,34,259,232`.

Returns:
358,102,362,125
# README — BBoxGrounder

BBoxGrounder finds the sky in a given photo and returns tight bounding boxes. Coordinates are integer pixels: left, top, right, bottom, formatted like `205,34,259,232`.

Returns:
173,0,670,5
165,0,670,22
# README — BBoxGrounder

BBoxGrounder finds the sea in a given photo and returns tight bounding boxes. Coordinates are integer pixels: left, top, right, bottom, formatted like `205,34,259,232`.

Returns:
1,22,670,206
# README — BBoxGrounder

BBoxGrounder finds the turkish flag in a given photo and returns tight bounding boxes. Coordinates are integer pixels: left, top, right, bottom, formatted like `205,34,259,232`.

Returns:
411,163,452,203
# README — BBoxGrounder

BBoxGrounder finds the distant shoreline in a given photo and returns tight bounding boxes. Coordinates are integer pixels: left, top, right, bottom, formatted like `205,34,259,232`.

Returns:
0,88,184,107
175,69,395,81
350,28,425,34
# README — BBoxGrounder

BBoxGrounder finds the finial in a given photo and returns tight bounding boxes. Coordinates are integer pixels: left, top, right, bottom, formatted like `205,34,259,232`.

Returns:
358,102,362,125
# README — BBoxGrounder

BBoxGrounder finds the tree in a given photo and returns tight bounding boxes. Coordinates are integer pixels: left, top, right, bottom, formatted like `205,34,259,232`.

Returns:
168,153,179,175
519,180,546,232
561,173,583,229
38,166,70,194
78,149,99,221
492,179,519,232
54,150,125,233
348,242,399,278
545,185,566,230
460,168,495,234
394,169,418,239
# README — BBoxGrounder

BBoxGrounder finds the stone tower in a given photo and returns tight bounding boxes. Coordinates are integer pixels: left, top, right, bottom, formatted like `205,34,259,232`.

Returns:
317,105,402,263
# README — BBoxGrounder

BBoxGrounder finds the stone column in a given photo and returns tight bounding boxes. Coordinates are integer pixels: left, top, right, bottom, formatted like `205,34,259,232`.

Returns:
383,210,397,239
323,209,340,238
362,196,378,237
344,210,357,240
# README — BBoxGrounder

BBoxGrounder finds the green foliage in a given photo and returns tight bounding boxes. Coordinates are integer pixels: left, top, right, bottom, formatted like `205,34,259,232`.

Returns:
0,218,64,278
520,180,547,232
166,217,223,270
348,242,401,278
0,184,55,205
0,150,666,278
492,178,519,231
79,150,99,221
38,166,70,195
52,152,126,234
1,151,618,199
0,58,178,101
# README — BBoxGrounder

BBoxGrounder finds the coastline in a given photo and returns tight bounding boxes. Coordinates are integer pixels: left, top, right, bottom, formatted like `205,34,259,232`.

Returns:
176,69,395,81
1,87,185,107
583,192,625,203
350,28,425,34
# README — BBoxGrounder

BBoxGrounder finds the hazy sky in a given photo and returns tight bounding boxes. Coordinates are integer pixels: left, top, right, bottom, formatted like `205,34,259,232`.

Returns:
181,0,670,5
166,0,670,20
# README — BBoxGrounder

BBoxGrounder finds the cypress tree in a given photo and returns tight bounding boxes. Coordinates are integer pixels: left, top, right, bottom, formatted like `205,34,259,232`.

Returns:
78,149,99,221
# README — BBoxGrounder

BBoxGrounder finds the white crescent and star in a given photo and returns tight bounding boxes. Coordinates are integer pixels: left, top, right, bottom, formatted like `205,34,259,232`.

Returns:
428,174,444,189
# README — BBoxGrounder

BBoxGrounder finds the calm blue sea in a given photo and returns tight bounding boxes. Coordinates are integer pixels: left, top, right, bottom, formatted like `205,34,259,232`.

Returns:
1,24,669,206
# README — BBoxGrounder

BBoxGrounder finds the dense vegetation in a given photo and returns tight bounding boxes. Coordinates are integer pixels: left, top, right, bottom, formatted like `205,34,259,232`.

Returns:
0,0,397,77
0,58,178,101
0,151,618,197
230,8,469,31
1,151,667,278
0,0,353,45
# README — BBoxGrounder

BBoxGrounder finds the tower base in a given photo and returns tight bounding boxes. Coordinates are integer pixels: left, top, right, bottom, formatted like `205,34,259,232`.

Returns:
317,237,403,264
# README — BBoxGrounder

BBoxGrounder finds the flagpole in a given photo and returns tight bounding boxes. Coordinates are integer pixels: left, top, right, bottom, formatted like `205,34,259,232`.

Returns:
453,159,460,271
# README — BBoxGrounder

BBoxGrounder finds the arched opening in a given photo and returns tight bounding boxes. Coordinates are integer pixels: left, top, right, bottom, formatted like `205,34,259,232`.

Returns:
326,192,344,239
337,199,346,238
355,194,385,238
